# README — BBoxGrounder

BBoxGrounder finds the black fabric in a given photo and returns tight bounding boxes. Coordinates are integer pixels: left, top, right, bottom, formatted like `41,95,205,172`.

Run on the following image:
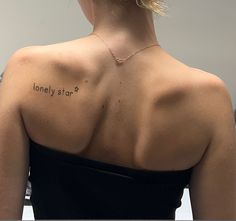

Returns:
28,138,193,219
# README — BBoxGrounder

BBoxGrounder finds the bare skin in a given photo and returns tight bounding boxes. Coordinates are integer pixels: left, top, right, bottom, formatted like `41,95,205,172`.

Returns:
20,38,210,171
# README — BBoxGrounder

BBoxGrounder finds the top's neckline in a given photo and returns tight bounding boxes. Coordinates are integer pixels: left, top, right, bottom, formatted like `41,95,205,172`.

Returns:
29,138,194,175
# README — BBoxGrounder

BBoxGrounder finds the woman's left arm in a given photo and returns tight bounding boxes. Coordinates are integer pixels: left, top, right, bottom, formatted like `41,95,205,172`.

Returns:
0,49,31,219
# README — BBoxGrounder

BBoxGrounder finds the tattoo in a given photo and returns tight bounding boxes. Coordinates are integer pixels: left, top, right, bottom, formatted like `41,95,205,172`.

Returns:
33,82,79,97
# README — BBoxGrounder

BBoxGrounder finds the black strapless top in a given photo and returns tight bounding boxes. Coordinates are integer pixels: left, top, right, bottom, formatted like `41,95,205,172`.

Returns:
28,138,193,219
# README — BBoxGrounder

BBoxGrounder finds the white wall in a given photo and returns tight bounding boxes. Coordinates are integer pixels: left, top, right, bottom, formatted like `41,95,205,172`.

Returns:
0,0,235,107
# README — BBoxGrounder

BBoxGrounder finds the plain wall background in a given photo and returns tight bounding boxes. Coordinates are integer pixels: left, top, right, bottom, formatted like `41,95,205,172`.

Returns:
0,0,235,108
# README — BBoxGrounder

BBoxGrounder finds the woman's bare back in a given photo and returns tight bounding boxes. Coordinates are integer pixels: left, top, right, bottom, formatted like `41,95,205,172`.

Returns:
21,36,212,171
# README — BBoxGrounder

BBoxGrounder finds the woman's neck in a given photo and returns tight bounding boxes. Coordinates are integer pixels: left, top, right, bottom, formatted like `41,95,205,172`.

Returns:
91,0,158,46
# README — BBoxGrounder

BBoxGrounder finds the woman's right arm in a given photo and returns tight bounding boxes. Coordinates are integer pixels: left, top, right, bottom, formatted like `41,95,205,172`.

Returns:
189,75,236,219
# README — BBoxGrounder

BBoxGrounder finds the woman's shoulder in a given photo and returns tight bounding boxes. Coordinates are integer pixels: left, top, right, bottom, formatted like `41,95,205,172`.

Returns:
175,67,227,112
181,67,229,132
189,67,224,84
185,67,227,98
6,45,57,73
11,43,82,68
6,43,93,88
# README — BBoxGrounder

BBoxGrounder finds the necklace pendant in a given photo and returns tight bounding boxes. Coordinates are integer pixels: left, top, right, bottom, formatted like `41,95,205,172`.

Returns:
116,59,124,65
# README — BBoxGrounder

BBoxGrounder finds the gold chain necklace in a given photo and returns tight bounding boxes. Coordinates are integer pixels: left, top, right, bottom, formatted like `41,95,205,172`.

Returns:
90,32,160,65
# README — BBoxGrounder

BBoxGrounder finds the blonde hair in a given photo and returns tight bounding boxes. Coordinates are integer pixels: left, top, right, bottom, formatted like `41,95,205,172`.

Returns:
136,0,168,16
94,0,168,17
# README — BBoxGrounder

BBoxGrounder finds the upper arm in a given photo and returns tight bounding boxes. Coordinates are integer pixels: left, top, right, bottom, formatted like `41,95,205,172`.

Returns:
0,48,33,219
189,74,236,219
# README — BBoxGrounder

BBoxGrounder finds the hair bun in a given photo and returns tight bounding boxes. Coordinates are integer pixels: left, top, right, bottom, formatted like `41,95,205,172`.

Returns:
136,0,168,16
